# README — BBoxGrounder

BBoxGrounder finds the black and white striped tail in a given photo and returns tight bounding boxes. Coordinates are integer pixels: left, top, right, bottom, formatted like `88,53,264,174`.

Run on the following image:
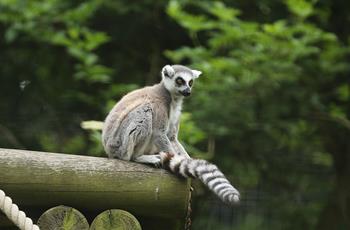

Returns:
162,153,240,204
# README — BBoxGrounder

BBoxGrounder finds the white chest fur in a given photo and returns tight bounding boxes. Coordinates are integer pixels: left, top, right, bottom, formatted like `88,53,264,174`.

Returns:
167,98,183,133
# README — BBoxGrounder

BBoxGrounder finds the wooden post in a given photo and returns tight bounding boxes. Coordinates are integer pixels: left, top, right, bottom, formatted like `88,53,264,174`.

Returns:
37,206,89,230
90,209,141,230
0,148,191,226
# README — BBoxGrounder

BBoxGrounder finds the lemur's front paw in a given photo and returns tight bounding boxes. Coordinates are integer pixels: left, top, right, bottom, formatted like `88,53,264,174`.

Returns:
153,154,162,168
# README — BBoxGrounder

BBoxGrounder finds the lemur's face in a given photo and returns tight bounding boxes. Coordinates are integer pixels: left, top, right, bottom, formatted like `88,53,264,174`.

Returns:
162,65,201,97
173,72,194,97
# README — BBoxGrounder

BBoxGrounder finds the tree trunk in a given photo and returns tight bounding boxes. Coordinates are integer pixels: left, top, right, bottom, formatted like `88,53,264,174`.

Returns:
316,125,350,229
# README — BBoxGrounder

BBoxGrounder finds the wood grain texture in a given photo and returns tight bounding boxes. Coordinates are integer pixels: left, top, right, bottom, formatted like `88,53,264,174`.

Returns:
90,209,141,230
0,148,190,219
37,206,89,230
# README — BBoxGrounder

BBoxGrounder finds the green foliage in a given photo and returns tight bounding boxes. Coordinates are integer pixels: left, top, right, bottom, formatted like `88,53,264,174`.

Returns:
178,112,208,158
166,0,350,229
285,0,315,18
0,0,112,83
80,121,104,156
180,113,206,144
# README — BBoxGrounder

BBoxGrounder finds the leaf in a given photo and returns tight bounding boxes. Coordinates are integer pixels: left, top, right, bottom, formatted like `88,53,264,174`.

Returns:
84,31,110,51
336,84,350,101
263,20,287,35
204,1,240,22
167,0,216,32
285,0,314,18
68,27,80,39
51,32,71,46
62,0,102,23
329,104,347,120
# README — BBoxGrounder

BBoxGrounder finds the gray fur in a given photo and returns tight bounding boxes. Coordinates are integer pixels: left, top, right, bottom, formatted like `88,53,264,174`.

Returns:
102,83,174,162
171,65,193,75
102,64,240,204
102,64,198,164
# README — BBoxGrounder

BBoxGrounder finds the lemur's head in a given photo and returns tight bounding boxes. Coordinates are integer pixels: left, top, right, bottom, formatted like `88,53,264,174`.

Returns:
161,64,202,97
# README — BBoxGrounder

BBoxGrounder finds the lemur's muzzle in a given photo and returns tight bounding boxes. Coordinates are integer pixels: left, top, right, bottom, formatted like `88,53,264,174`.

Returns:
180,88,191,97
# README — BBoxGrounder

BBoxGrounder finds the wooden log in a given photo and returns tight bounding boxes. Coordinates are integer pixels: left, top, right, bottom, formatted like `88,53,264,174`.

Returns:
37,206,89,230
90,209,141,230
0,148,191,220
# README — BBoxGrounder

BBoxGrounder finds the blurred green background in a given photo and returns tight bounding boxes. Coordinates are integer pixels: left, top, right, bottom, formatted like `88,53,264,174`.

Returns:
0,0,349,229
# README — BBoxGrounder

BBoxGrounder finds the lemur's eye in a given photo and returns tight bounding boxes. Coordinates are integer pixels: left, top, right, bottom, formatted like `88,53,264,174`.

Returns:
189,80,193,87
175,77,185,85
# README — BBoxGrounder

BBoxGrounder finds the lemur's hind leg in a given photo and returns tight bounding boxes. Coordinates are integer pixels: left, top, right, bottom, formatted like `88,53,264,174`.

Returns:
106,104,153,161
171,140,190,158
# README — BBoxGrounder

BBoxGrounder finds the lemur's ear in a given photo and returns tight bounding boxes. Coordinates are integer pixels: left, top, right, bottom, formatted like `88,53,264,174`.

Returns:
192,69,202,78
162,65,175,79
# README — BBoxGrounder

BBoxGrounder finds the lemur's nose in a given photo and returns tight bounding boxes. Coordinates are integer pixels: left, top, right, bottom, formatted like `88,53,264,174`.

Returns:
182,88,191,97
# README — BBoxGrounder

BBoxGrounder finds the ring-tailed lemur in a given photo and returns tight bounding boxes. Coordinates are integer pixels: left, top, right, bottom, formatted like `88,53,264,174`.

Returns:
102,64,240,204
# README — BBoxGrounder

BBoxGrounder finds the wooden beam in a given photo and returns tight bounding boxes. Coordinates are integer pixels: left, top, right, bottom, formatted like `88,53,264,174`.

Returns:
0,148,190,220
